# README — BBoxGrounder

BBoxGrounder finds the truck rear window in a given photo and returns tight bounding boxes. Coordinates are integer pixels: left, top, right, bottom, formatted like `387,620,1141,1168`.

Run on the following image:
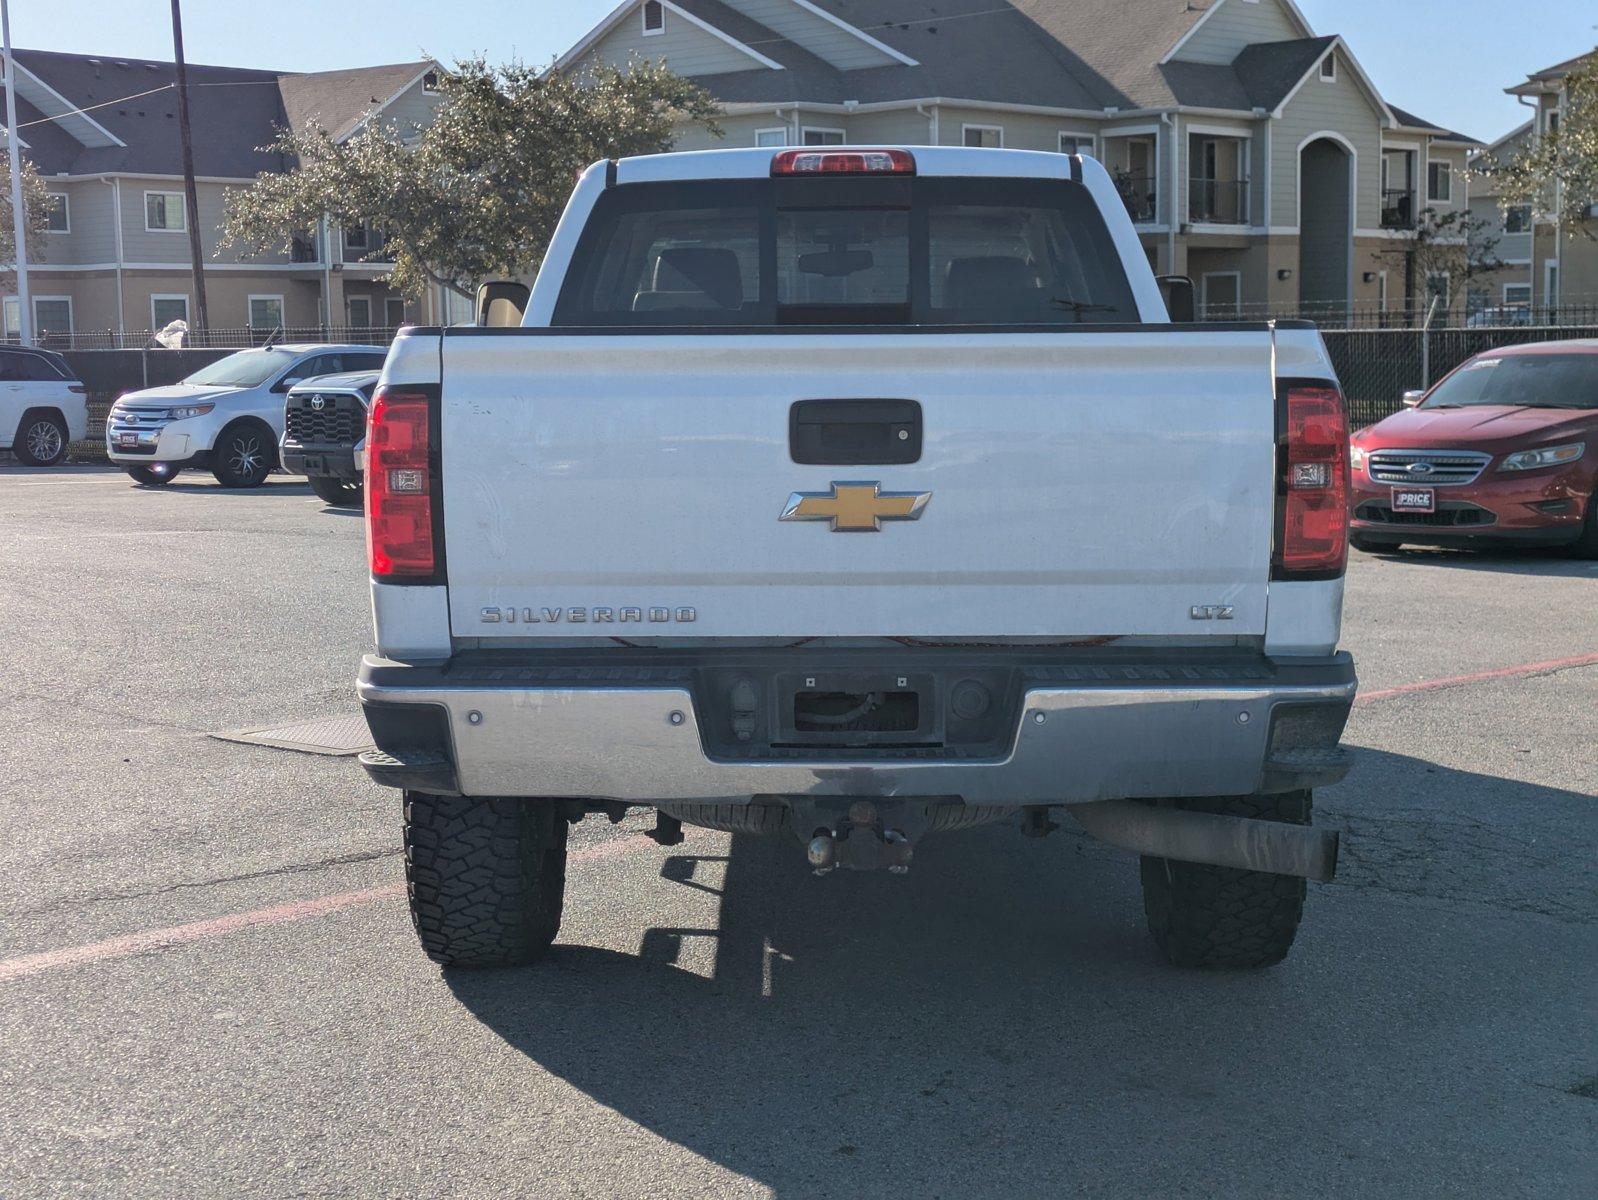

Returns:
553,177,1137,328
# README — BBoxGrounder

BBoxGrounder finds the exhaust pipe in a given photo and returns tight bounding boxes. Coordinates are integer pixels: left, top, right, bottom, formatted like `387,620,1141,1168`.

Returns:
1070,800,1339,883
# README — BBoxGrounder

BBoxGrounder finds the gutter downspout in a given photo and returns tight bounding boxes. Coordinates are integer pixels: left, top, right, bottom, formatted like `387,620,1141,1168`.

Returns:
1161,111,1179,275
102,177,125,340
916,102,938,146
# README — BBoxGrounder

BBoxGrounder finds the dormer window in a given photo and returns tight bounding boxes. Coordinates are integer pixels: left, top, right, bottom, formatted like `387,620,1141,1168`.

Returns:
1319,54,1336,82
642,1,665,35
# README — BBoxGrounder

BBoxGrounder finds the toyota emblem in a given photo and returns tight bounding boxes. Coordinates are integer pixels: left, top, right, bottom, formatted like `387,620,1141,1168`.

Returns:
309,395,326,411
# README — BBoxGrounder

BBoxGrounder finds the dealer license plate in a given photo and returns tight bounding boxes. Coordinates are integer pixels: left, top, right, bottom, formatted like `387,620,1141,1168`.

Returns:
1391,487,1435,513
116,432,140,448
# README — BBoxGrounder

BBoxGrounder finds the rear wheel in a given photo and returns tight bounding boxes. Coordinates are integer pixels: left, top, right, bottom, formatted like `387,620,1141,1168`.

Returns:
404,793,568,968
308,474,364,507
126,465,179,486
13,411,68,467
1140,791,1311,970
210,422,276,488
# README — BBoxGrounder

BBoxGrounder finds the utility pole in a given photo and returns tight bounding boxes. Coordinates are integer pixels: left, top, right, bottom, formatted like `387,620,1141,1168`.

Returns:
2,0,31,345
169,0,208,336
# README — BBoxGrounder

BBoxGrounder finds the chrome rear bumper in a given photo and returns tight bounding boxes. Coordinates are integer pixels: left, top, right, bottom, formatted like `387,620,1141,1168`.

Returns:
358,650,1356,803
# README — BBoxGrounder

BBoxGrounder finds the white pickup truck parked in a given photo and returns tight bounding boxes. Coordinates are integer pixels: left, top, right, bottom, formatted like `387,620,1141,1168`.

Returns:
358,147,1357,972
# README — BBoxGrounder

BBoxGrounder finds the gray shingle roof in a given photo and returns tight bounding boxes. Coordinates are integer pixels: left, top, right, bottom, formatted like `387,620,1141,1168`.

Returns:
1388,103,1480,146
1229,36,1336,110
6,48,431,179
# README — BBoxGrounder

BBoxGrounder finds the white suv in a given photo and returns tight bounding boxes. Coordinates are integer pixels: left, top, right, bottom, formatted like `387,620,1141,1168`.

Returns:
106,343,387,487
1,346,88,467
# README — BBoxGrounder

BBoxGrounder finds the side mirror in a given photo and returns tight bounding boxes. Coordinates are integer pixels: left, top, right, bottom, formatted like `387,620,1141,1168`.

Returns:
1156,275,1196,323
476,280,530,328
1401,389,1426,408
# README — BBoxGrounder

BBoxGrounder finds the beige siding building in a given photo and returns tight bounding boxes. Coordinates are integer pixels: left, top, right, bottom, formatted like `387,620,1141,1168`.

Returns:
3,50,454,344
562,0,1481,320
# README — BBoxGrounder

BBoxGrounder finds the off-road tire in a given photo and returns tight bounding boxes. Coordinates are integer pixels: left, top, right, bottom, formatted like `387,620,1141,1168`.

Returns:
404,793,568,968
126,465,179,486
308,475,364,507
1140,790,1312,970
13,410,68,466
210,421,276,488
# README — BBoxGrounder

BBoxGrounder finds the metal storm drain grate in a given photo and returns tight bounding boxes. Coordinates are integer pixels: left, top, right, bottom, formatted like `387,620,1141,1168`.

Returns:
210,713,375,757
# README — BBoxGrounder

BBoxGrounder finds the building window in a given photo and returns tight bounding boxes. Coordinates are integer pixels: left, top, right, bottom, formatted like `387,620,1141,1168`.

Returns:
1546,109,1560,135
642,0,665,35
801,128,845,146
1504,204,1532,234
1425,271,1450,308
345,222,369,250
33,297,72,335
756,127,788,147
1319,54,1336,81
962,124,1003,148
385,297,407,327
1503,283,1531,307
45,193,69,233
347,297,372,328
1427,160,1452,203
1058,133,1093,155
150,294,189,329
248,295,284,329
144,191,186,232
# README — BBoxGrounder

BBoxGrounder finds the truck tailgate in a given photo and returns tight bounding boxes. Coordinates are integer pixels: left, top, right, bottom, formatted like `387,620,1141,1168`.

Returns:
438,330,1277,640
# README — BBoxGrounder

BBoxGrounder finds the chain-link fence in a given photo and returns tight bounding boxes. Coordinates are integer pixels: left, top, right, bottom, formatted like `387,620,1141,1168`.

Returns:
1320,322,1598,429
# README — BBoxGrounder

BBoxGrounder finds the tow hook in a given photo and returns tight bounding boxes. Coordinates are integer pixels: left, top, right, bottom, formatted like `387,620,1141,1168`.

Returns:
806,800,914,875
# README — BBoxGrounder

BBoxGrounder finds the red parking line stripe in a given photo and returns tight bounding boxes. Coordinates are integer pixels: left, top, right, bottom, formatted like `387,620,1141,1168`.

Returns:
0,837,643,984
1356,652,1598,705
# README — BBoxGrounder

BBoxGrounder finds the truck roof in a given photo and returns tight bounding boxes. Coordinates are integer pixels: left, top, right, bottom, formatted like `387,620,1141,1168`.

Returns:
611,145,1091,186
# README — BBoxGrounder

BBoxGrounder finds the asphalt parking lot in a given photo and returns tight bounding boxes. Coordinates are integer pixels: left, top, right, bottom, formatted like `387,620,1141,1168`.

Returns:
1,465,1593,1199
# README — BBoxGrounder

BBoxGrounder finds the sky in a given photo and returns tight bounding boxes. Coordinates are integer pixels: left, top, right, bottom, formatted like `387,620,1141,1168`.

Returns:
9,0,1597,145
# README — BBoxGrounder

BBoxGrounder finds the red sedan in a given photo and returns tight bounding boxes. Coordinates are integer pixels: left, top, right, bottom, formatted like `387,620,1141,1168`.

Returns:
1349,340,1598,557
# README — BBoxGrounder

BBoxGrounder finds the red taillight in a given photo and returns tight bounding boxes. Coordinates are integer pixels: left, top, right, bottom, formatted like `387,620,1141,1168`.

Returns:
771,148,915,176
366,388,435,579
1275,384,1349,578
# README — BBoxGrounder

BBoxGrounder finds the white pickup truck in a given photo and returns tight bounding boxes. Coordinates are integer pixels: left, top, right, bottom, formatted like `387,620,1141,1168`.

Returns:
358,146,1357,972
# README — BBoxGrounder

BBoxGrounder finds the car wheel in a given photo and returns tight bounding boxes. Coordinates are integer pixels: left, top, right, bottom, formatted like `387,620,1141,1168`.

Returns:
1350,534,1400,554
308,475,364,507
126,465,180,486
210,422,277,488
13,410,68,467
1570,491,1598,560
1140,791,1312,970
404,793,568,968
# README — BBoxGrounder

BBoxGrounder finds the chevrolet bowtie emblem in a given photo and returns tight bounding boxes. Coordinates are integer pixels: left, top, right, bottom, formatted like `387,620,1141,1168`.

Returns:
780,481,932,532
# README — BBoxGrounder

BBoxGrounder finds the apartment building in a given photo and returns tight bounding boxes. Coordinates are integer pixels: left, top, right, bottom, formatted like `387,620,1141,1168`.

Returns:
560,0,1479,317
1499,49,1597,310
2,49,449,342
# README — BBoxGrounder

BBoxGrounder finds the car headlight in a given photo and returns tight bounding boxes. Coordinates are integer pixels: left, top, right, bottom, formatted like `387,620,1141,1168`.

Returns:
168,403,215,421
1349,444,1366,469
1498,442,1585,472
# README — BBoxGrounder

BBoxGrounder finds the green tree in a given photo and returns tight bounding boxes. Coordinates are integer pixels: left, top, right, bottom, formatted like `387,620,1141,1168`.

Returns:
0,157,53,269
1488,54,1598,233
222,57,721,300
1378,206,1505,316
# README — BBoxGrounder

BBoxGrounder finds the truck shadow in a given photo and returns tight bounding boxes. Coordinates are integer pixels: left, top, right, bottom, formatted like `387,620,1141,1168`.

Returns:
444,748,1595,1196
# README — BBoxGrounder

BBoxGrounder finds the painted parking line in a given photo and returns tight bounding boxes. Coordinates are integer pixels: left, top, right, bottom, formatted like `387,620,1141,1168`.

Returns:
0,837,643,985
4,652,1595,984
1355,651,1598,705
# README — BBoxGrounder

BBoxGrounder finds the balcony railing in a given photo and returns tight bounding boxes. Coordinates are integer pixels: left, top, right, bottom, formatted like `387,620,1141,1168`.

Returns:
1113,172,1158,224
1189,177,1249,225
1381,188,1416,230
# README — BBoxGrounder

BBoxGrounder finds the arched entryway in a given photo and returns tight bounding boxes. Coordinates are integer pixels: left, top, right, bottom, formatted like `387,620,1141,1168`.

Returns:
1298,135,1354,317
